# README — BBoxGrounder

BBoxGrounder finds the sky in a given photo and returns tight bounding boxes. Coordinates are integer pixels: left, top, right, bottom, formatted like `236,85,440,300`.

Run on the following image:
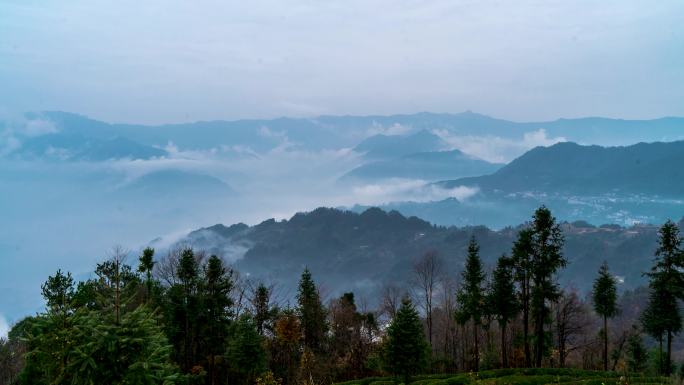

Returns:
1,0,683,124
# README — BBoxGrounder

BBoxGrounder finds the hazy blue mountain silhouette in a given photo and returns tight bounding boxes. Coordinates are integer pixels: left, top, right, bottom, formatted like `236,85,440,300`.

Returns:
343,149,502,181
440,141,684,196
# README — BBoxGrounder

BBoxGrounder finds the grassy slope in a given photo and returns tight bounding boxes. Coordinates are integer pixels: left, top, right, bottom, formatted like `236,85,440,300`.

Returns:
335,368,670,385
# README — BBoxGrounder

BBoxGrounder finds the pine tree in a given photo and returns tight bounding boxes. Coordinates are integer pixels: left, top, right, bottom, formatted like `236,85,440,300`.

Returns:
297,268,328,353
625,329,647,373
252,283,277,336
40,269,75,317
137,247,155,302
645,220,684,375
642,283,669,374
529,206,566,367
227,315,267,385
489,254,519,368
592,261,618,371
177,248,199,371
511,228,534,367
202,255,234,385
383,298,428,384
456,236,486,371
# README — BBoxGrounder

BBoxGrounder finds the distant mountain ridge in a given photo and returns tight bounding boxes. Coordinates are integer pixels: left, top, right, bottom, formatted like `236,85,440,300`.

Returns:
342,149,502,181
10,110,684,158
439,141,684,196
174,207,683,303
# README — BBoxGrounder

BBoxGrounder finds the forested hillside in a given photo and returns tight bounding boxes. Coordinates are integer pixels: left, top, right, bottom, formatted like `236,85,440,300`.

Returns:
178,207,677,300
3,207,684,385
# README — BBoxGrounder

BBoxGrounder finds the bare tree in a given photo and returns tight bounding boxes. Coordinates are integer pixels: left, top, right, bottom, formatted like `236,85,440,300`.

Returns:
553,289,589,367
437,274,458,362
412,249,443,348
380,281,404,322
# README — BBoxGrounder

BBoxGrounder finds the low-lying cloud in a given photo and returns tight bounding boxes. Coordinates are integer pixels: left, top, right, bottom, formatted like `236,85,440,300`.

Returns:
434,129,566,163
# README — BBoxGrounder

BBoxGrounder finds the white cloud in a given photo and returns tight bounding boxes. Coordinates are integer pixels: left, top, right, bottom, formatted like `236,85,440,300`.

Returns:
434,129,567,163
365,122,414,137
348,179,479,206
22,119,58,137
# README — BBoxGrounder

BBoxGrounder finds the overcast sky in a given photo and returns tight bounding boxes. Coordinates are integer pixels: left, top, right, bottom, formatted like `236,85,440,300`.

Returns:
1,0,683,124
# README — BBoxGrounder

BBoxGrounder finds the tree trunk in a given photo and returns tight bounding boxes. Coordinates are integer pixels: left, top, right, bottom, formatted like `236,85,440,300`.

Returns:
603,315,608,371
667,330,673,375
473,322,479,372
501,322,507,368
523,282,531,367
659,335,663,375
534,311,544,368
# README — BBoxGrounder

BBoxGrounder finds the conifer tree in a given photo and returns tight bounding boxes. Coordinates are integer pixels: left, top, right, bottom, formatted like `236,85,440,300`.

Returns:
177,248,199,371
644,220,684,375
138,247,155,302
490,254,519,368
511,228,534,367
592,261,618,371
456,236,486,371
297,268,328,353
383,298,428,384
529,206,566,367
227,315,267,385
625,329,647,373
202,255,234,385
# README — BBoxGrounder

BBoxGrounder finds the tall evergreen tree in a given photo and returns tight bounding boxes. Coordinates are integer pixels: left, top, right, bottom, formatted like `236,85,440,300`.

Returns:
592,261,618,371
176,248,200,372
227,315,267,385
138,247,155,302
202,255,234,385
297,268,328,353
529,206,566,367
625,329,647,373
489,255,519,368
645,220,684,375
41,269,75,319
511,228,534,367
456,236,486,371
641,283,669,374
383,298,428,384
251,283,277,336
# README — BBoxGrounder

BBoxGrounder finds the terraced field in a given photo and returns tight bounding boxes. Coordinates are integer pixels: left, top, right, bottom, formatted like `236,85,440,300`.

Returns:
335,368,671,385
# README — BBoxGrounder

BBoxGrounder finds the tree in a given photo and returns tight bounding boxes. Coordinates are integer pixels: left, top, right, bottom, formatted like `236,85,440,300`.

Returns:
529,206,566,367
413,250,443,349
552,290,587,368
625,328,647,373
383,298,428,384
489,255,519,368
40,269,75,317
38,269,75,378
592,261,618,371
644,220,684,375
250,283,278,336
227,315,267,385
456,236,486,371
511,228,534,367
202,255,234,385
138,247,155,302
176,248,200,371
297,268,328,353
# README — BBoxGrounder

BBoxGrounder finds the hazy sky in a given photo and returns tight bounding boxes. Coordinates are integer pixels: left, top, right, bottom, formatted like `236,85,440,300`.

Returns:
1,0,683,123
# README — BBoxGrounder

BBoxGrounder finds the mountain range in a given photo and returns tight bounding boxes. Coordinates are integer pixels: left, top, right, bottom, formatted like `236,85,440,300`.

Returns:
172,207,679,305
439,141,684,196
